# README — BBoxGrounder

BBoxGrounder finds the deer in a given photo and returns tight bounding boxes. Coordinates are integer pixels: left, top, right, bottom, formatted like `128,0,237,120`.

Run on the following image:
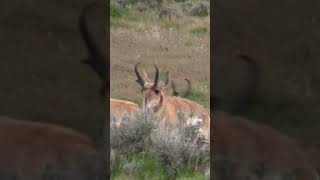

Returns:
80,3,142,125
212,53,319,180
134,62,210,143
0,116,105,180
212,111,319,180
0,116,106,180
79,0,143,128
110,98,140,127
0,2,108,179
110,71,171,127
295,127,320,174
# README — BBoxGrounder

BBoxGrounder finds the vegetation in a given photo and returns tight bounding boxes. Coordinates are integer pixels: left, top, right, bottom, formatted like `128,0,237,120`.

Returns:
110,0,210,178
110,111,210,179
110,0,210,109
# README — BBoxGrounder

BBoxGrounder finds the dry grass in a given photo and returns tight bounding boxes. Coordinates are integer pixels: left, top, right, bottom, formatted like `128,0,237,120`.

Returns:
110,8,210,108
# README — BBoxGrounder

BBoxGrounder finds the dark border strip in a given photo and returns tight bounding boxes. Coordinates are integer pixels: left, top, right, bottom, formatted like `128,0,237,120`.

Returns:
102,0,110,178
210,1,215,179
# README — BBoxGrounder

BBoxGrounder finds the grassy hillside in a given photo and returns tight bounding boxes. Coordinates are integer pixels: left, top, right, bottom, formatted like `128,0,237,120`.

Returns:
110,0,210,109
110,0,210,178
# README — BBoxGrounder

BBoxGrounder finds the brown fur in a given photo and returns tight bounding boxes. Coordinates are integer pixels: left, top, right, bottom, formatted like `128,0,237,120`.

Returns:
0,2,108,179
213,111,319,180
0,116,99,180
135,63,210,141
110,98,140,126
157,93,210,140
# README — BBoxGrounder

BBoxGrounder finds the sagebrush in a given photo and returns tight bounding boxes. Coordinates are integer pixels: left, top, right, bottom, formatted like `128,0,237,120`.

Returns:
110,110,210,178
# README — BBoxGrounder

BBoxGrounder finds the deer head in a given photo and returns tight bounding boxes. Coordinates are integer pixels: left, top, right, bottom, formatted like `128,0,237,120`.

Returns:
134,62,169,112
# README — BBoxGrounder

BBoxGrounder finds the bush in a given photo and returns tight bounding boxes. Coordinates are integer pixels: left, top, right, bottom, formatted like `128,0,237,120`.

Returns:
110,110,209,178
149,111,210,176
110,110,155,154
180,0,193,13
110,4,127,18
158,4,183,20
189,1,210,17
142,0,164,10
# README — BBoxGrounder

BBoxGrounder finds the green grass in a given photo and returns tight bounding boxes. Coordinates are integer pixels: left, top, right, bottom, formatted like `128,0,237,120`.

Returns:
111,4,130,19
112,152,167,180
189,27,208,35
160,19,181,30
184,86,210,109
112,152,206,180
110,4,155,30
111,18,133,29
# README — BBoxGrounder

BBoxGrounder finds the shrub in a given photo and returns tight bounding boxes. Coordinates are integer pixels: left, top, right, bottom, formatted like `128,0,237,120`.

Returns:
189,1,210,17
158,4,183,20
110,4,127,18
110,110,210,178
110,110,155,154
149,111,210,177
142,0,164,10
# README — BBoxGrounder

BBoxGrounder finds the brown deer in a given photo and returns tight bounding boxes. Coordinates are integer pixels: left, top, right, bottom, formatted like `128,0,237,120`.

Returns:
134,62,210,142
296,127,320,174
212,111,319,180
212,53,319,180
0,116,104,180
0,2,108,179
110,70,173,127
110,98,140,127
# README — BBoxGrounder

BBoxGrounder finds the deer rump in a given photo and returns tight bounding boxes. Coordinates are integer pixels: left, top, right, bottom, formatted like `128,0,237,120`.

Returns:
212,111,319,180
110,98,140,127
0,116,99,180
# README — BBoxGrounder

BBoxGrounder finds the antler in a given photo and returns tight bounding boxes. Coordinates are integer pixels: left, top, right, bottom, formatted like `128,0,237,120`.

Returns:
79,2,109,96
153,64,159,89
183,78,192,97
134,62,145,87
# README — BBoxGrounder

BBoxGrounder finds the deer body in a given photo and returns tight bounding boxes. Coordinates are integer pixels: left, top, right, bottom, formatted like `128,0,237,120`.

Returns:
210,53,319,179
0,2,108,179
155,94,210,140
0,116,100,180
110,98,140,127
134,62,210,141
213,111,319,180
